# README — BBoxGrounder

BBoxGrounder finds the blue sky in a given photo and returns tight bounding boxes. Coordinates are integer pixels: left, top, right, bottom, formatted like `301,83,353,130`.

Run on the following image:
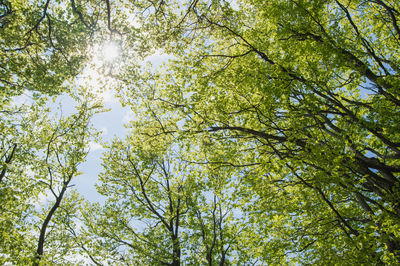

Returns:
60,48,173,203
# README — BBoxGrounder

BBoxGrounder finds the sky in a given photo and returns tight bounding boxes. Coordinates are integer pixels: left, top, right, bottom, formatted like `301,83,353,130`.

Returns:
8,38,175,214
52,46,173,203
44,0,239,203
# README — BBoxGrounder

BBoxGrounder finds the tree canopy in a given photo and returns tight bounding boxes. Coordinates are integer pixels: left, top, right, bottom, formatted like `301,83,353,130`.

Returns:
1,0,400,264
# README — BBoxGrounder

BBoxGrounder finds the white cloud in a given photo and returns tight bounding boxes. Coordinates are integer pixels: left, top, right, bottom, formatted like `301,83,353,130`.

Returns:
122,109,136,123
143,49,174,68
99,89,115,104
34,191,53,210
11,90,34,106
89,141,104,151
100,127,108,137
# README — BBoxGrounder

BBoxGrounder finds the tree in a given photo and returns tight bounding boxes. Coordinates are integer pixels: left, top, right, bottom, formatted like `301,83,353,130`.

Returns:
0,0,170,263
0,0,111,262
0,98,99,264
79,129,257,265
0,103,41,263
0,0,97,98
116,0,400,264
32,101,98,265
2,0,400,264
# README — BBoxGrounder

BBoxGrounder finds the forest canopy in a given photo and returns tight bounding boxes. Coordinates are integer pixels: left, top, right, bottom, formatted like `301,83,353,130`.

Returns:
1,0,400,264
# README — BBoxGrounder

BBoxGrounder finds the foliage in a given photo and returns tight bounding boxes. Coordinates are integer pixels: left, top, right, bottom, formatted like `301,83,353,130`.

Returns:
80,129,258,264
117,0,400,264
1,0,400,265
0,0,96,98
0,97,99,264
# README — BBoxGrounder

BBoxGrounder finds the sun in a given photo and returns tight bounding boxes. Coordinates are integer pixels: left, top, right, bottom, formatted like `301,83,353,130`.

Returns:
91,41,121,66
101,41,120,62
74,41,121,102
